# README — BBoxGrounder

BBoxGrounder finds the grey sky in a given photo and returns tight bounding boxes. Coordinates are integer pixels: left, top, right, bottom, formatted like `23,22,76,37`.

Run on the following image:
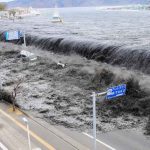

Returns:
0,0,12,2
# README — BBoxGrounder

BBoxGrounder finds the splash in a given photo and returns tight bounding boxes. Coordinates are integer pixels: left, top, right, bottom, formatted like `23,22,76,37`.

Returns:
0,32,150,74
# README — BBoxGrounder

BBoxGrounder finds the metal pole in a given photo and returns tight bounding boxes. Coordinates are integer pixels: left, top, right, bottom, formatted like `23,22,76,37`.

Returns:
92,92,97,150
0,80,2,89
24,31,27,47
26,123,32,150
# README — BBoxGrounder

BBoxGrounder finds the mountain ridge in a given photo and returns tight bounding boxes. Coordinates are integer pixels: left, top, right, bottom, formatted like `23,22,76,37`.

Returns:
7,0,149,8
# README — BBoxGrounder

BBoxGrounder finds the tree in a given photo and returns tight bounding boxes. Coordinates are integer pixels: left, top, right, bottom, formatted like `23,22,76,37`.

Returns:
9,9,17,17
0,3,6,11
9,9,17,22
12,79,22,111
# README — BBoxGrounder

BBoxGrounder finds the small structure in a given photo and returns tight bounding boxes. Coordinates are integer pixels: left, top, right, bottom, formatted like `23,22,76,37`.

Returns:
20,50,37,61
0,11,9,19
0,7,40,20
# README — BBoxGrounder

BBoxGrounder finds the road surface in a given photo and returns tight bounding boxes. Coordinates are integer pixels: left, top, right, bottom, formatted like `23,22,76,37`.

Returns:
0,102,150,150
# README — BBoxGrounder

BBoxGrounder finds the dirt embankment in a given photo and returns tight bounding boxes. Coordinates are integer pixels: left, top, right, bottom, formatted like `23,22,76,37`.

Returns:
0,42,150,134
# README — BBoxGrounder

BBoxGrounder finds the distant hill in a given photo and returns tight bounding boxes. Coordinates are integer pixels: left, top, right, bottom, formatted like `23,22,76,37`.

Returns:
7,0,150,8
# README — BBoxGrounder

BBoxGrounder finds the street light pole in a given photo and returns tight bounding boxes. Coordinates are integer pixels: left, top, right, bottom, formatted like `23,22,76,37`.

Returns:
23,117,32,150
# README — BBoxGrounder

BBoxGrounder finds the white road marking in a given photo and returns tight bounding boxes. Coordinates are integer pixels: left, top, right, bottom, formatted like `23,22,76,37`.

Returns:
32,148,41,150
83,132,116,150
0,142,8,150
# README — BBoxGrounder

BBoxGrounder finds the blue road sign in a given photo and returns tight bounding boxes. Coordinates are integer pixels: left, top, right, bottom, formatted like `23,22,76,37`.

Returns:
5,30,22,41
107,84,126,100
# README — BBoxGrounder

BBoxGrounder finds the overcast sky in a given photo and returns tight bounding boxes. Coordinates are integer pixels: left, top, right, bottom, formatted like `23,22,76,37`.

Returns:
0,0,13,2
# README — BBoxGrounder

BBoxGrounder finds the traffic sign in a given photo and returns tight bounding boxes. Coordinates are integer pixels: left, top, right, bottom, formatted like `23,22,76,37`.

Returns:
107,84,126,100
5,30,21,41
91,84,127,150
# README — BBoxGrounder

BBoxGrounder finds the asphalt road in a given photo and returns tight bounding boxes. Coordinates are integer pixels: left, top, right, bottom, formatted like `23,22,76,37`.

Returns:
0,102,150,150
57,125,150,150
0,102,113,150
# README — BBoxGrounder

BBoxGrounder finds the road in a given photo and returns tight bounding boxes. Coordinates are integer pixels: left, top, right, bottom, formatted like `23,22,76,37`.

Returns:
0,102,150,150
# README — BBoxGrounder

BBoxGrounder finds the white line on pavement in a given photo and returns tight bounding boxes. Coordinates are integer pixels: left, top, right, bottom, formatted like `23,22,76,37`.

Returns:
0,142,8,150
82,132,116,150
32,148,42,150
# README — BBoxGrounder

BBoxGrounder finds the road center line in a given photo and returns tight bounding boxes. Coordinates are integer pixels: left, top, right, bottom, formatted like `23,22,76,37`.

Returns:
0,109,56,150
0,142,8,150
83,132,116,150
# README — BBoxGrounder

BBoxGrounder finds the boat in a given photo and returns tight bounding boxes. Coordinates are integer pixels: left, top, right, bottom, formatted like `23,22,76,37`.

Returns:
29,7,40,16
51,6,63,23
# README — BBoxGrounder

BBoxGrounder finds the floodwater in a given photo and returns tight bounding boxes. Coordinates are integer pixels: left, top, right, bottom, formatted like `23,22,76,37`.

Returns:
1,7,150,134
1,7,150,49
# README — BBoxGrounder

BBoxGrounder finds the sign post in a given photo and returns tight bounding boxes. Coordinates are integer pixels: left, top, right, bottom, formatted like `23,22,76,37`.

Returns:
92,92,96,150
5,30,26,47
0,80,2,89
92,91,107,150
23,31,27,47
92,84,126,150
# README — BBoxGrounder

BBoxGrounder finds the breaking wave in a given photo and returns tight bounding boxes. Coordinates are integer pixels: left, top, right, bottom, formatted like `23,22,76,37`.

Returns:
0,32,150,74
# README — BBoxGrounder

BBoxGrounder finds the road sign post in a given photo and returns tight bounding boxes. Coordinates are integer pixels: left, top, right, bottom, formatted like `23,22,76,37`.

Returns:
91,84,126,150
23,31,27,47
92,91,107,150
5,30,26,47
0,80,2,89
92,92,97,150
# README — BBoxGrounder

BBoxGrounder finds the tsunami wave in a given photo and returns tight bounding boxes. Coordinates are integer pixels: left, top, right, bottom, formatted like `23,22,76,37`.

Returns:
0,31,149,74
